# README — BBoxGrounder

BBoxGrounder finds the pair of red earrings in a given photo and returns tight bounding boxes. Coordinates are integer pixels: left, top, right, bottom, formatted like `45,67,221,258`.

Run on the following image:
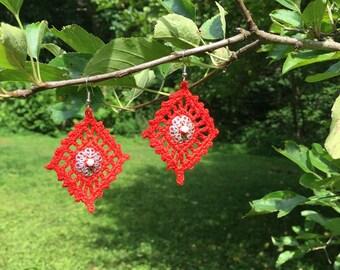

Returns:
46,70,219,213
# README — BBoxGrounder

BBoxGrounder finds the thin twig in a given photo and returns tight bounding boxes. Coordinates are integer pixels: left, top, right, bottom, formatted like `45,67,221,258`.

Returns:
131,40,261,110
235,0,340,50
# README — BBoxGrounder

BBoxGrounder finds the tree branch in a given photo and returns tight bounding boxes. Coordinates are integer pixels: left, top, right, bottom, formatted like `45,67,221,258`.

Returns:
1,31,251,99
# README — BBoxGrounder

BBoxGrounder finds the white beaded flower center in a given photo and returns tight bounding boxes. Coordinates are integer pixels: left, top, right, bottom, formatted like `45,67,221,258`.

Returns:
75,148,102,177
169,115,194,143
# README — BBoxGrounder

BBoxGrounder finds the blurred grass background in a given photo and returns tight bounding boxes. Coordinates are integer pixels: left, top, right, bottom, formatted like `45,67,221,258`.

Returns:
0,131,333,270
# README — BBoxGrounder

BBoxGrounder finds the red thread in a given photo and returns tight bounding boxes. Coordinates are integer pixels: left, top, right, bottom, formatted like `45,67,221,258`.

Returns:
45,108,130,213
142,81,219,185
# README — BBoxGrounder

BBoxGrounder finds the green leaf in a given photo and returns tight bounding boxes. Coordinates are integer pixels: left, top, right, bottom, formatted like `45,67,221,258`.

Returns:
246,190,308,218
0,62,69,82
51,86,103,123
334,253,340,270
274,141,314,173
199,15,223,40
0,0,23,16
325,95,340,159
216,2,227,39
302,0,327,25
275,251,296,267
275,0,301,12
49,53,92,79
282,51,340,74
123,70,156,105
154,62,181,80
84,37,172,87
0,22,26,70
159,0,196,21
306,61,340,82
299,173,320,189
25,21,48,60
328,218,340,235
308,143,338,174
154,14,201,49
306,175,340,189
270,9,302,28
302,210,340,235
50,24,105,55
199,2,227,40
211,47,231,66
271,236,299,248
41,43,65,57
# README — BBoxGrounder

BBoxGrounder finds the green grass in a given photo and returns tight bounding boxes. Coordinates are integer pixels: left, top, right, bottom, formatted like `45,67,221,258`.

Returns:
0,131,333,270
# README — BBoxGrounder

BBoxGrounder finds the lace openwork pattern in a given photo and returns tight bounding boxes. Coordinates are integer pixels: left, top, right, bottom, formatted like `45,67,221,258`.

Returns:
142,81,219,185
45,108,130,213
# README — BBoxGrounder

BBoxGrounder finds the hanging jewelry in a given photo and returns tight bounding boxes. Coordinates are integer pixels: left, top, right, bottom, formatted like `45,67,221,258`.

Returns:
142,57,219,185
45,79,130,213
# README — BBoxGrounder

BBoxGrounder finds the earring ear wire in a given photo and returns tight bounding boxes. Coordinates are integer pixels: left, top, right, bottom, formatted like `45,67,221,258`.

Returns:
182,51,187,81
85,76,91,108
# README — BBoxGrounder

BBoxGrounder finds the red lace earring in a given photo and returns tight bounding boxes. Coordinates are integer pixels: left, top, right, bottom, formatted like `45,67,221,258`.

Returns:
142,61,219,185
45,79,130,213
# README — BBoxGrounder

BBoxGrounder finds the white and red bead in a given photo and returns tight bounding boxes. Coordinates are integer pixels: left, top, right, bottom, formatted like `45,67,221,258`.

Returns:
169,115,194,143
75,148,101,177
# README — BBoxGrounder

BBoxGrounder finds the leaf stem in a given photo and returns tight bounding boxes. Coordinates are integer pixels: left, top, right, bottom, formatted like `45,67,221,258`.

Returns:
15,14,40,84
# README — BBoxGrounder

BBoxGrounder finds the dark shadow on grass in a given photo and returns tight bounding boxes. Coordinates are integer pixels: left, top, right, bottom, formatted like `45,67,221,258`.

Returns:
89,152,332,270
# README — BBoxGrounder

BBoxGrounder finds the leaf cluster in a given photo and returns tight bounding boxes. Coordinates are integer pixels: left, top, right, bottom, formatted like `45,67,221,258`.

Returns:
247,140,340,267
262,0,340,82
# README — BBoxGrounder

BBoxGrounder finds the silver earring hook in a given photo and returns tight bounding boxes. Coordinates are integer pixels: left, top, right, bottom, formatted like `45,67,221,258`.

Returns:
182,50,187,81
86,76,91,108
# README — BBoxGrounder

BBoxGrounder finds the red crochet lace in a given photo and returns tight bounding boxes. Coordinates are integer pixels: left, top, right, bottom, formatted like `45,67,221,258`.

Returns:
45,108,130,213
142,81,219,185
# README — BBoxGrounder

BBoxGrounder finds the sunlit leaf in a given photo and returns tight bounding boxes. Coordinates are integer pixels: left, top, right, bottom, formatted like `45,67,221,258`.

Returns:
123,70,155,105
0,62,69,82
308,143,338,174
306,61,340,82
282,51,340,74
271,236,299,248
41,43,65,57
302,210,340,235
211,47,231,66
274,141,314,173
246,190,308,218
302,0,327,25
0,0,23,16
50,24,105,55
270,9,302,28
325,95,340,159
335,253,340,270
275,251,296,267
51,86,103,123
199,15,223,40
84,37,172,87
154,62,181,80
275,0,301,12
25,20,48,60
159,0,196,20
216,2,227,39
0,22,26,70
299,173,320,189
154,14,201,49
49,53,92,78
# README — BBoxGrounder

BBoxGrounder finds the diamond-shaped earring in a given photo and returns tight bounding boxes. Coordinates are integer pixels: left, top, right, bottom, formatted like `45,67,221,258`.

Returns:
142,62,219,185
45,79,130,213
